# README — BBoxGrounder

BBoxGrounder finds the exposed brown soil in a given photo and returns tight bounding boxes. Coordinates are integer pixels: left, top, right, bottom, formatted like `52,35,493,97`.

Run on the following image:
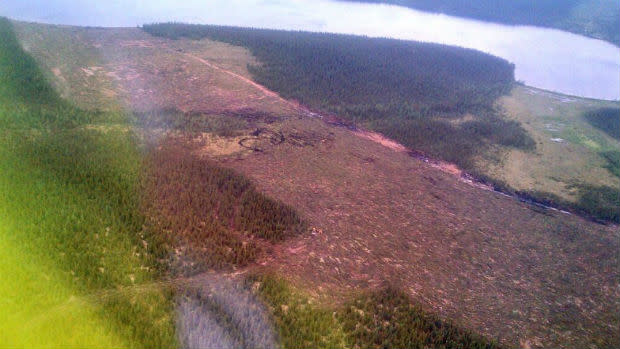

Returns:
354,130,408,152
221,117,619,349
15,25,297,116
95,30,298,117
95,32,620,348
19,25,619,349
179,51,285,103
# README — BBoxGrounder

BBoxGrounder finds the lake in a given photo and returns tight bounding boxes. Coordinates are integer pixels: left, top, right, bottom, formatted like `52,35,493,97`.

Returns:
2,0,619,100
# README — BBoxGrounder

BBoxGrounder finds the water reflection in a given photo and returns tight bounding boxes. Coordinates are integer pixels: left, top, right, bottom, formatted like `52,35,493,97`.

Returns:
2,0,619,100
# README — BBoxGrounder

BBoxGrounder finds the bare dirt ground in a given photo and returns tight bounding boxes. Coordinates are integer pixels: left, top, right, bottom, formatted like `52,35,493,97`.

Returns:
14,23,297,116
225,117,619,349
96,35,296,116
354,130,408,152
17,24,620,349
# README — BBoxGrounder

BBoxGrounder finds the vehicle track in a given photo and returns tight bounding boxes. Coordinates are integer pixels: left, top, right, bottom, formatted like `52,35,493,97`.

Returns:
175,48,579,219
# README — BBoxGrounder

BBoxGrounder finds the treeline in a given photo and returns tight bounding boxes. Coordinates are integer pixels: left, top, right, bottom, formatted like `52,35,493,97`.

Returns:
0,17,57,106
0,17,176,347
342,0,581,26
143,23,514,115
341,0,620,46
340,287,501,349
601,150,620,178
249,274,503,349
513,185,620,224
584,107,620,141
585,107,620,179
144,140,306,272
142,23,532,171
142,23,620,223
369,114,533,169
0,17,109,129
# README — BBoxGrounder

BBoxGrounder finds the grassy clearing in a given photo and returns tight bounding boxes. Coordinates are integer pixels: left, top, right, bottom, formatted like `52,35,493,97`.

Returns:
0,17,176,347
12,22,295,118
486,86,620,222
248,274,502,349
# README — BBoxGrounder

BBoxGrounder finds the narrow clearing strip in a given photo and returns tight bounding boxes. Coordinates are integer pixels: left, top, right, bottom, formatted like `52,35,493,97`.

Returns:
174,48,575,218
180,51,293,105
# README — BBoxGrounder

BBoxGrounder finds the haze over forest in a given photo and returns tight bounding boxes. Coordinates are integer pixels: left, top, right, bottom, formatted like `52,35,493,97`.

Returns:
0,1,619,349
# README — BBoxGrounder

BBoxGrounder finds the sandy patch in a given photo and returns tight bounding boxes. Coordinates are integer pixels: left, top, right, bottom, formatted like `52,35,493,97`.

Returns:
354,130,407,152
193,133,247,157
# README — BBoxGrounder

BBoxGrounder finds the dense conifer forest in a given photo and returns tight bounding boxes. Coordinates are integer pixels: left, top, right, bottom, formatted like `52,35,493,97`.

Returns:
143,23,620,223
0,17,177,347
583,107,620,180
142,23,530,171
584,107,620,141
249,274,503,349
0,17,514,347
144,139,307,273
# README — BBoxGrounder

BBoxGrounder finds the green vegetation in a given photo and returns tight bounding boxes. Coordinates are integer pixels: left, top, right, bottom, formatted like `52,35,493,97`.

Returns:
0,17,176,347
5,15,617,348
584,107,620,141
0,20,86,129
142,23,620,223
1,18,311,346
248,274,348,349
342,0,620,46
488,87,620,223
143,24,514,113
601,150,620,178
369,114,533,169
573,184,620,223
249,274,502,349
340,288,501,349
582,107,620,179
11,21,124,112
144,140,306,273
142,23,532,172
514,184,620,223
135,109,250,137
